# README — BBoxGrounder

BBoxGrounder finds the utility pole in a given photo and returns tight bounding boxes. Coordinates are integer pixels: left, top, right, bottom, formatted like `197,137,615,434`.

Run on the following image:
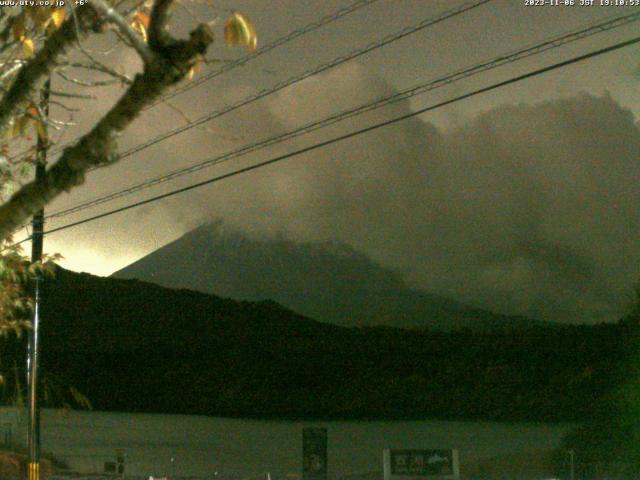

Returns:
27,77,50,480
568,449,575,480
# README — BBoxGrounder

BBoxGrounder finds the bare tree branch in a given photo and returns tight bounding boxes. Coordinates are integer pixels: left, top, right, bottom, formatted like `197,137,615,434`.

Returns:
56,69,122,87
149,0,173,51
90,0,154,64
0,0,214,241
50,89,95,100
0,61,25,82
63,60,132,84
0,6,96,135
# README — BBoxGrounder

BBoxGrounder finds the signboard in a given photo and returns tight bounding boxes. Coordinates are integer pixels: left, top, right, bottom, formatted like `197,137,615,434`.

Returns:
383,449,459,480
303,428,327,480
115,449,125,476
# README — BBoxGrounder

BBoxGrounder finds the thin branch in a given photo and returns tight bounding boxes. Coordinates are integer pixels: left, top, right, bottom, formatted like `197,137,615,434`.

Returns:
81,33,121,56
65,60,132,84
21,107,61,132
49,117,77,127
0,5,95,136
90,0,154,63
0,61,26,82
161,98,220,138
69,1,90,54
48,99,79,113
50,89,95,100
56,69,121,87
121,0,148,18
0,14,20,57
68,9,133,83
8,146,36,165
161,98,194,125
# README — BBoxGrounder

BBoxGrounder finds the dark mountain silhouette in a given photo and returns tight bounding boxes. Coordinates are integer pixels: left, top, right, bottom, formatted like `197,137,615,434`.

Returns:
113,222,548,331
0,267,626,422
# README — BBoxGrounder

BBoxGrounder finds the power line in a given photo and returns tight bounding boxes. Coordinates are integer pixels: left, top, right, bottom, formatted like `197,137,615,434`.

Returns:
147,0,381,108
116,0,493,161
17,0,492,166
42,10,640,222
8,0,380,164
13,32,640,247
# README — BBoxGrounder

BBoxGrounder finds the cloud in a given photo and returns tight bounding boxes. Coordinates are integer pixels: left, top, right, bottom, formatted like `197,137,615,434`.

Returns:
414,94,640,323
49,59,640,324
164,65,640,324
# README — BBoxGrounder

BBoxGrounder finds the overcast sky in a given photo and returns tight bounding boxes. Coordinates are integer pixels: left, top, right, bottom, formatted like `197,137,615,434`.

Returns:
21,0,640,323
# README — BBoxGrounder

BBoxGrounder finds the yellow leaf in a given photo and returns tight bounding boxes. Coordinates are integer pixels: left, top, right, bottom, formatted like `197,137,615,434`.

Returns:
224,12,257,52
50,8,65,28
187,58,203,81
130,11,150,42
131,16,148,43
22,37,34,58
134,11,150,29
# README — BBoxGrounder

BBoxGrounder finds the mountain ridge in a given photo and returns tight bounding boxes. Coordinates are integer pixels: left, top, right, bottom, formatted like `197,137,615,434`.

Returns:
113,222,550,332
0,266,624,422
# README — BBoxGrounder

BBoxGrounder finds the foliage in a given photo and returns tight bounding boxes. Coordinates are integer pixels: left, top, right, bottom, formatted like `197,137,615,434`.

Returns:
0,0,256,404
0,238,58,338
224,12,257,51
552,286,640,478
0,266,626,423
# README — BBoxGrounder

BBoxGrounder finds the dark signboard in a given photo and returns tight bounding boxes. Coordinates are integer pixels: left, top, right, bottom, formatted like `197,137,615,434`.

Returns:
303,427,327,480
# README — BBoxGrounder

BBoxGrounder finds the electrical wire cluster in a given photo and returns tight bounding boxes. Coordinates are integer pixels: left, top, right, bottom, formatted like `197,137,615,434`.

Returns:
9,1,640,247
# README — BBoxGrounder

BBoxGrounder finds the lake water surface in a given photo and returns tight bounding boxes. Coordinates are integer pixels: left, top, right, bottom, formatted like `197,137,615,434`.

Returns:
2,408,573,478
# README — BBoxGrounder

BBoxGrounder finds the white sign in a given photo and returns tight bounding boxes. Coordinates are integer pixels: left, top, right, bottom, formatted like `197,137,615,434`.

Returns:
383,449,459,480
